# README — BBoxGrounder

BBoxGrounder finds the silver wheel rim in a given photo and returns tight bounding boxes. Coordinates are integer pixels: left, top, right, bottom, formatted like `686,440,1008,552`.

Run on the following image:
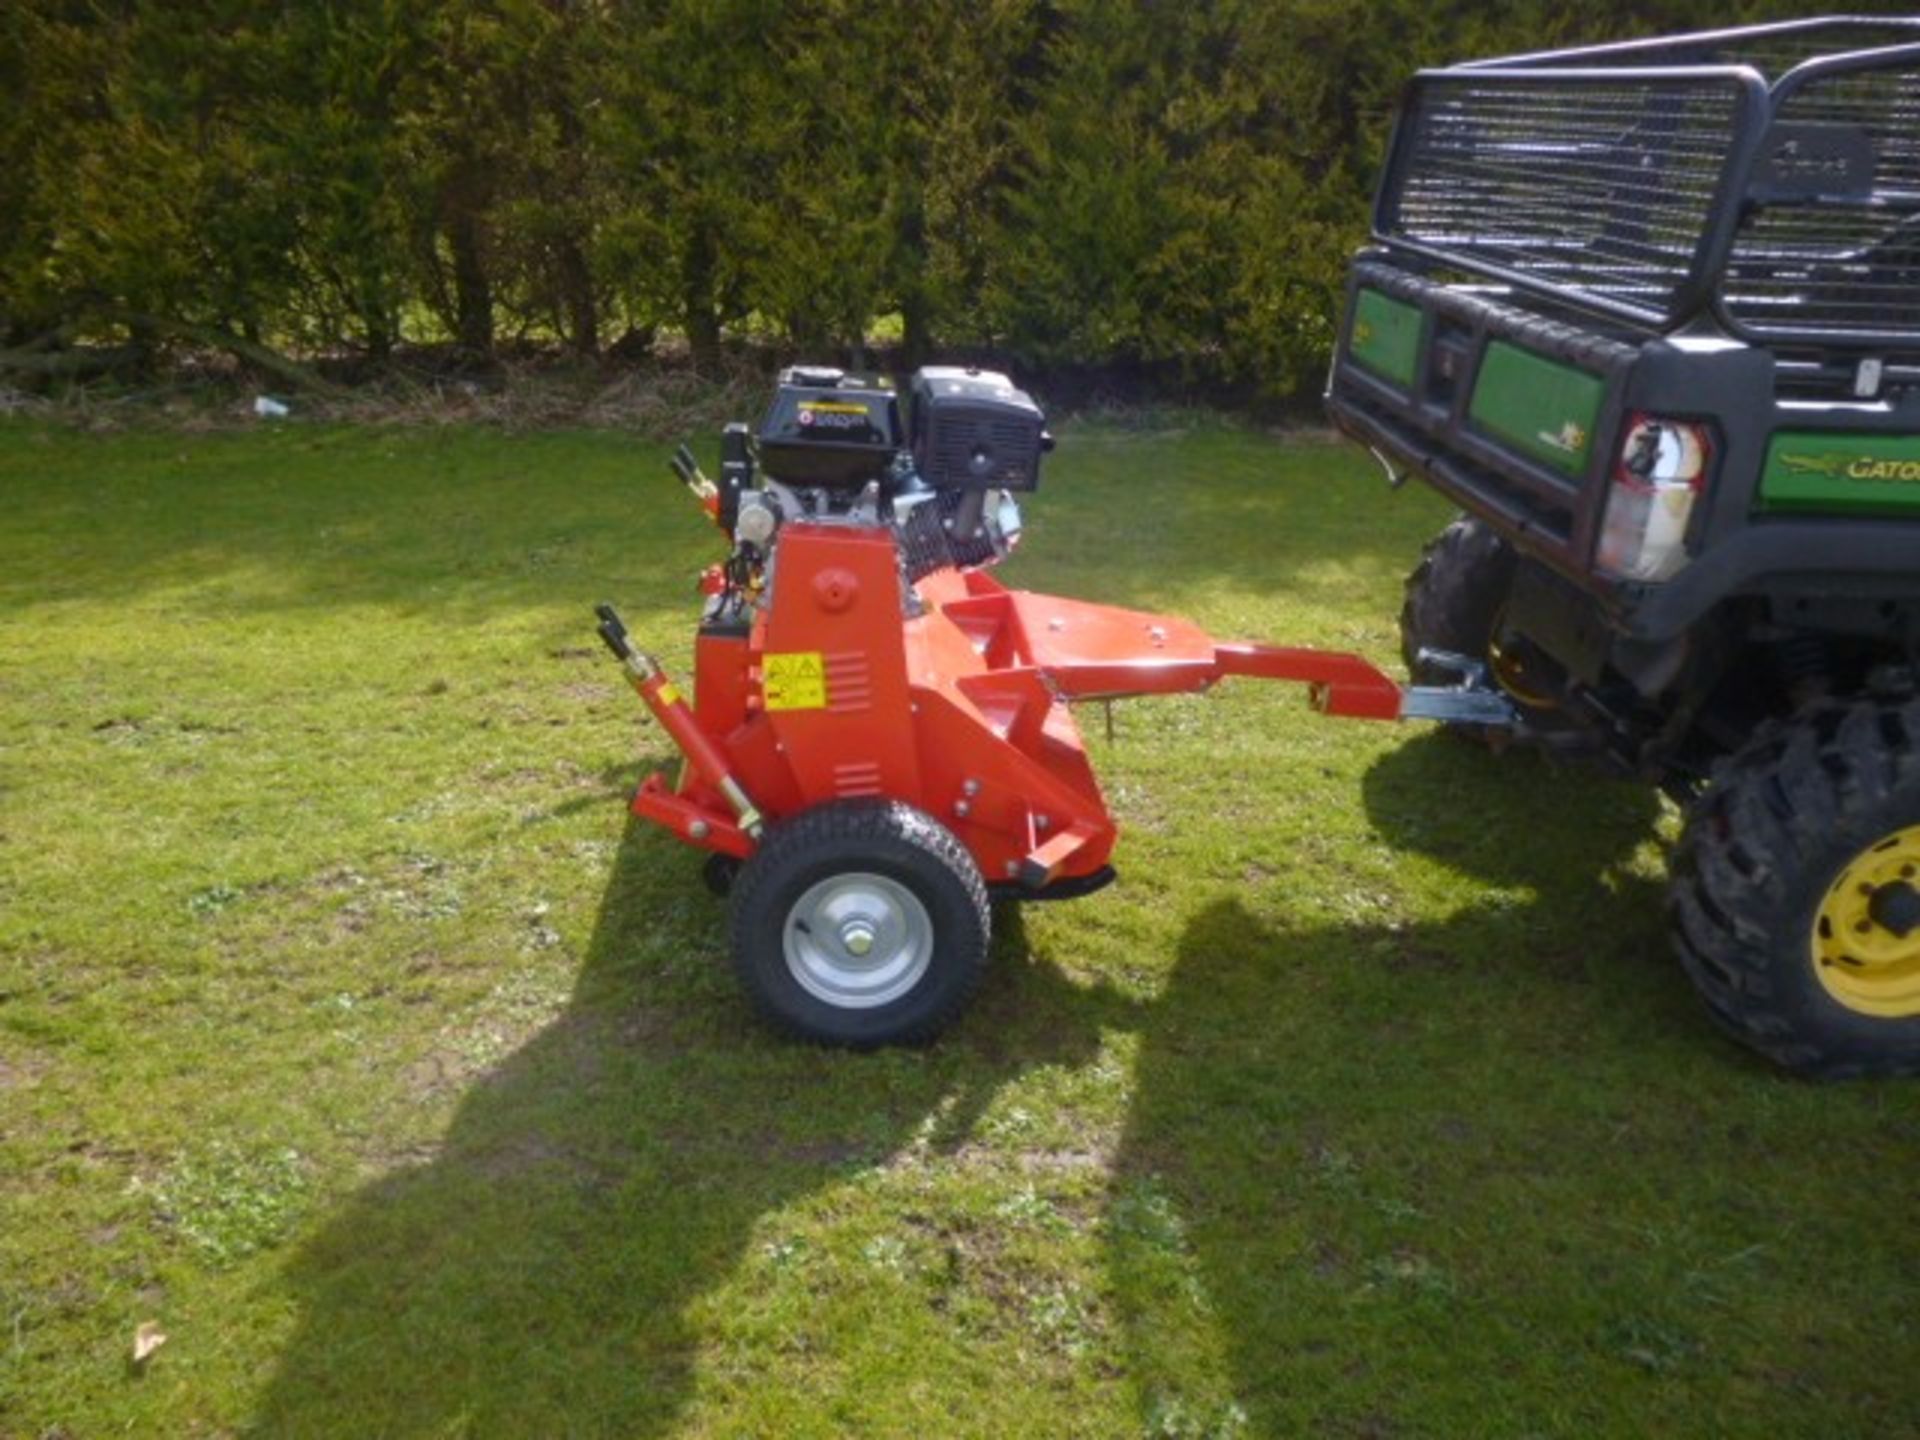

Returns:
782,871,934,1010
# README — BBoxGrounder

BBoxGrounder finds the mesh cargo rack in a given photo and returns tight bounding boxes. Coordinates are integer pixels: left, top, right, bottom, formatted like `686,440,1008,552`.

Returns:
1374,17,1920,353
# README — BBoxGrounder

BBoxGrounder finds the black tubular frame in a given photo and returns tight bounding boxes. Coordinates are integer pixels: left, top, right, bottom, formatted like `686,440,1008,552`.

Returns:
1460,16,1920,76
1371,18,1920,351
1373,65,1772,330
1723,39,1920,351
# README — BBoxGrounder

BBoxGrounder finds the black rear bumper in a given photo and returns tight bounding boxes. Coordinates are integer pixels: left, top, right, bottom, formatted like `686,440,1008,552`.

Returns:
1326,257,1637,574
1327,255,1920,643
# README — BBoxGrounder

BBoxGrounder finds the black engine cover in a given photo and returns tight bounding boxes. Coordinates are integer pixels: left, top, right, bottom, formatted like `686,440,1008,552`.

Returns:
907,367,1047,492
757,367,901,489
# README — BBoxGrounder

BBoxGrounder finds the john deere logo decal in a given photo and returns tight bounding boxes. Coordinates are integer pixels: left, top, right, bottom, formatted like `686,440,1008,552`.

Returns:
1537,420,1589,456
1780,451,1920,483
1352,320,1375,347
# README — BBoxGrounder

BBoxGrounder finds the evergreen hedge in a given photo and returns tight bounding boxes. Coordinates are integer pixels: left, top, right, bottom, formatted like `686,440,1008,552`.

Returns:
0,0,1869,396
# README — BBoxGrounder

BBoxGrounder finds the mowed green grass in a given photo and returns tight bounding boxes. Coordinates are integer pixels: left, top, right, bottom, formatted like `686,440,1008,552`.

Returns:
1,417,1915,1439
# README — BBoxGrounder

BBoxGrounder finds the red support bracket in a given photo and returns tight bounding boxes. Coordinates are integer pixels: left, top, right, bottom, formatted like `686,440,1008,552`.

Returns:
630,771,755,858
1211,643,1406,720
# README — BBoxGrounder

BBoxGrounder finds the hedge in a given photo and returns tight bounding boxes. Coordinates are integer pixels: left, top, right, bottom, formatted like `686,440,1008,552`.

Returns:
0,0,1875,397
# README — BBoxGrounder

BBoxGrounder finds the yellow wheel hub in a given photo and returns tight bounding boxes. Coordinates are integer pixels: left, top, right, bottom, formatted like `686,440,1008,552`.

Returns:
1812,825,1920,1018
1487,637,1560,710
1486,605,1561,711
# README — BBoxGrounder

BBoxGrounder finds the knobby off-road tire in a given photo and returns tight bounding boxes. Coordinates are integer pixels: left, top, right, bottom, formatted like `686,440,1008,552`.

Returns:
1399,517,1523,747
728,800,990,1047
1400,516,1517,687
1400,516,1603,756
1671,696,1920,1079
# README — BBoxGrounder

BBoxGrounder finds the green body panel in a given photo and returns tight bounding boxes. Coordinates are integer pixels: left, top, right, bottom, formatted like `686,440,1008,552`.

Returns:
1467,342,1605,477
1760,432,1920,515
1348,288,1421,388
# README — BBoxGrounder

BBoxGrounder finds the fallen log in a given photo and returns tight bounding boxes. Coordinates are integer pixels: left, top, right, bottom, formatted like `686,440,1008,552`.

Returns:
115,314,347,397
0,343,143,379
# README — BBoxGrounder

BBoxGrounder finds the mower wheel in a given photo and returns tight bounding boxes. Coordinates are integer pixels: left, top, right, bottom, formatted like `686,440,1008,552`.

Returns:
728,800,990,1047
701,853,741,898
1670,696,1920,1079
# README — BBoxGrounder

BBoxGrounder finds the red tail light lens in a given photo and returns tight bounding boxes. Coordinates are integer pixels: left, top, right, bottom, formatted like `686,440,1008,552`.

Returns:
1595,415,1712,583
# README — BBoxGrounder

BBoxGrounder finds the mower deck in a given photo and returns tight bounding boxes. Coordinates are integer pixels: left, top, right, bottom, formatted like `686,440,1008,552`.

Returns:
624,521,1471,894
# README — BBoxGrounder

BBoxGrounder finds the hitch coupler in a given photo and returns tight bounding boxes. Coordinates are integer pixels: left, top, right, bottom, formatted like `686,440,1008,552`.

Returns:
595,604,764,838
1396,648,1522,728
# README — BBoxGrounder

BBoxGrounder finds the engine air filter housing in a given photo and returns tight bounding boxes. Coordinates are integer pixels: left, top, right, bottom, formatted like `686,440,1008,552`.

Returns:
757,368,902,489
908,367,1047,492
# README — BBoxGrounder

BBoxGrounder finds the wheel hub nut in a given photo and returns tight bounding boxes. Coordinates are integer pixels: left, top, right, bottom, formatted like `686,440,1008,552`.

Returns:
1868,881,1920,939
841,920,877,957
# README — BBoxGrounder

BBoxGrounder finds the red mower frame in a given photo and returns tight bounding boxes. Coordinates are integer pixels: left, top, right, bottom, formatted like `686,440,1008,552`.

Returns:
595,397,1513,1044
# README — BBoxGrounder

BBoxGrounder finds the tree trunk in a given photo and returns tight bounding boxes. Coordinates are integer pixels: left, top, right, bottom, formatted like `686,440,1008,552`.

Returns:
682,224,722,372
363,312,393,363
898,200,933,368
558,237,599,357
447,207,494,357
901,292,932,371
550,85,599,359
125,313,162,380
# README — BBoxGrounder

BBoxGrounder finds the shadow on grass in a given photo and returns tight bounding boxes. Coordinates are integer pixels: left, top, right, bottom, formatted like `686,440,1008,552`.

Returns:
258,733,1771,1435
250,816,1129,1436
1107,736,1748,1434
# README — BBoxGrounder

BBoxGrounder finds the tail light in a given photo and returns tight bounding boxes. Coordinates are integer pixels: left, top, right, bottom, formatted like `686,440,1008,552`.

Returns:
1595,415,1712,583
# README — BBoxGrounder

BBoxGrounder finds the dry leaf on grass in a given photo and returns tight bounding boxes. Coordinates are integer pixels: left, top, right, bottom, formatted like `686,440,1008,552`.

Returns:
132,1320,167,1363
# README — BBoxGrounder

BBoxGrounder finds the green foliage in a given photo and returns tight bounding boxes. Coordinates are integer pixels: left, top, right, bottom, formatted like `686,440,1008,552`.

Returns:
0,0,1897,389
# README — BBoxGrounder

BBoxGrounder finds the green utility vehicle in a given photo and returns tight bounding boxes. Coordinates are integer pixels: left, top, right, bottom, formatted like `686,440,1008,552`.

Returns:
1326,17,1920,1077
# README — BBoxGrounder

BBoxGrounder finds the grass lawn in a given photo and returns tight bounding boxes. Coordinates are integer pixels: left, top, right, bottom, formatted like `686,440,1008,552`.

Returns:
1,416,1915,1438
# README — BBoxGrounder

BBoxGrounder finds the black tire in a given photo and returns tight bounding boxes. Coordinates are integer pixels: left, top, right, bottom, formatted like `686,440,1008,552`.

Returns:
1399,517,1528,749
701,852,741,898
1400,516,1602,755
728,800,990,1047
1399,516,1516,689
1670,696,1920,1079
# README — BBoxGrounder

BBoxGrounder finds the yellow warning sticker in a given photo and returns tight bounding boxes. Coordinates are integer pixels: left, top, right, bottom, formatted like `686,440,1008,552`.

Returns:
762,651,827,711
654,681,682,708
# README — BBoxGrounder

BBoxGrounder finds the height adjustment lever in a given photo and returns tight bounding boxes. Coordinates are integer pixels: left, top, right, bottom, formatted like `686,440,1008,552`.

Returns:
669,445,718,501
592,602,764,838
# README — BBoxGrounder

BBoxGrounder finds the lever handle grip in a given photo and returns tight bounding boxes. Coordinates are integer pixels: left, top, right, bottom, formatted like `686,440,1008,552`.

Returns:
594,603,634,662
596,621,633,662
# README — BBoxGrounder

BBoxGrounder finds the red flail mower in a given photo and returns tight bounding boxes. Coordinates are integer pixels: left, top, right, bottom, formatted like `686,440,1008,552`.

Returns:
597,366,1512,1045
